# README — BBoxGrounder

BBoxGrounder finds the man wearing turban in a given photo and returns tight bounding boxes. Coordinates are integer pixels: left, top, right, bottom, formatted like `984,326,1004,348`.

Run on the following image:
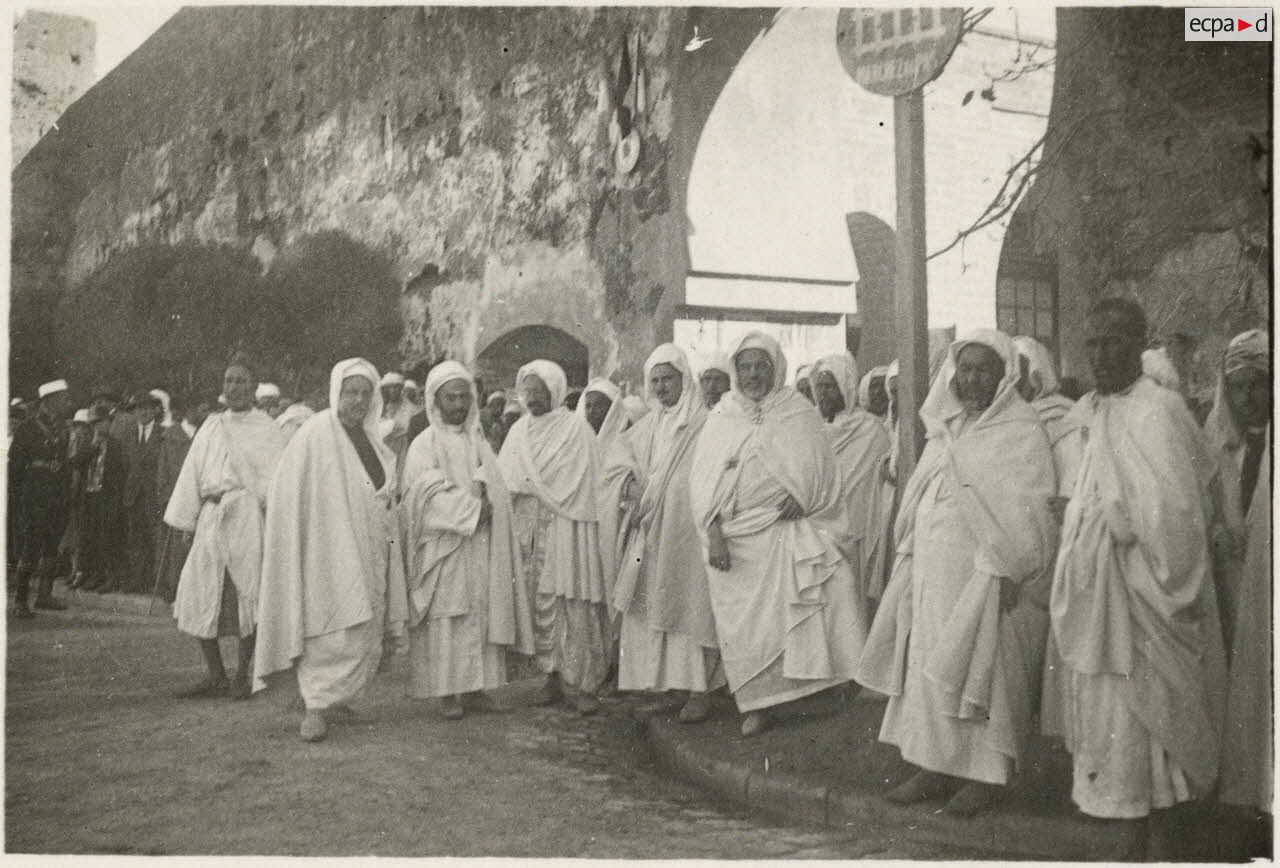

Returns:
1205,329,1271,819
498,360,612,715
401,361,535,719
607,344,722,723
689,332,869,737
858,330,1057,815
254,358,409,742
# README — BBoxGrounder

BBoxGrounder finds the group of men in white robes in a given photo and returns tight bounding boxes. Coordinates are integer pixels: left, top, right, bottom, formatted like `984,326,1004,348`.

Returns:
851,299,1270,839
159,302,1270,839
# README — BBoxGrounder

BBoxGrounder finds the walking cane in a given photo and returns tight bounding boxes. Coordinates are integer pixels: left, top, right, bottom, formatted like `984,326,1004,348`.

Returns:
147,530,173,617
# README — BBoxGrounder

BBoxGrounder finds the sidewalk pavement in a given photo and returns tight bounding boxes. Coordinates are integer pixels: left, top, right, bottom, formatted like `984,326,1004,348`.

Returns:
644,686,1267,862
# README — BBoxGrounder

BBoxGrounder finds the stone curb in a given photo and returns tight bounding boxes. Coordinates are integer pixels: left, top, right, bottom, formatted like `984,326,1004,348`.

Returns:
646,716,1146,861
51,579,172,618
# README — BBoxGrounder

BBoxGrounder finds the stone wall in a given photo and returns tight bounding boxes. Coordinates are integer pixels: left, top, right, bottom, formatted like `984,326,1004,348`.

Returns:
1028,7,1270,393
13,6,701,394
12,10,95,167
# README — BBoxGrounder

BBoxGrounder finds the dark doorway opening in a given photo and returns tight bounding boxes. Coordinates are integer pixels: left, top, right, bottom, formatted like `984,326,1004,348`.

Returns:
475,324,590,393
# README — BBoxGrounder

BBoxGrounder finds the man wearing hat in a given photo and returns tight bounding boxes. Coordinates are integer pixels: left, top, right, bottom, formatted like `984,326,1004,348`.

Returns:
10,379,74,617
89,386,121,425
256,383,283,420
76,407,128,593
120,391,165,593
61,408,95,588
8,397,29,572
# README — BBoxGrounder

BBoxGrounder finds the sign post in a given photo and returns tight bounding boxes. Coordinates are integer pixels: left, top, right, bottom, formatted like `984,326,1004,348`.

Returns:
836,8,962,483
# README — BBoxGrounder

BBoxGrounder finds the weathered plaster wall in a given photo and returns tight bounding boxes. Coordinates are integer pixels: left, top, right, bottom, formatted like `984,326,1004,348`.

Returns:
13,6,697,393
12,10,96,167
1030,7,1270,390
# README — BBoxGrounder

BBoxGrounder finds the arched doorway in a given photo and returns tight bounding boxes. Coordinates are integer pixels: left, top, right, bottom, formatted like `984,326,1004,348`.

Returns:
475,325,589,394
995,206,1059,360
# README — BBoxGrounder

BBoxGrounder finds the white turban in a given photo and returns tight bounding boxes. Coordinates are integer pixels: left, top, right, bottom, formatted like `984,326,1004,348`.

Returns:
811,352,861,410
423,361,478,433
516,360,569,409
330,358,384,442
1012,335,1061,400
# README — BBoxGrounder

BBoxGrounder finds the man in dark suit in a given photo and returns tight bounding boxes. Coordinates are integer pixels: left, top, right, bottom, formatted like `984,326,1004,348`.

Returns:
120,392,164,593
10,380,73,616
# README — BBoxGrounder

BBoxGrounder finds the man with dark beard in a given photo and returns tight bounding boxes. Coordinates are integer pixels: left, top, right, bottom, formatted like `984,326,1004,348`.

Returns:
858,331,1056,816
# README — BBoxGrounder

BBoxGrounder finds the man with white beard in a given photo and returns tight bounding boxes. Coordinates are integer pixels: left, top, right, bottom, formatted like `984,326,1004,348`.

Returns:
690,333,870,737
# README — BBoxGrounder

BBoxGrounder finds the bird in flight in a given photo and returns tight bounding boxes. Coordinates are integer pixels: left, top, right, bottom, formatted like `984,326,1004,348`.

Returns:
684,26,712,52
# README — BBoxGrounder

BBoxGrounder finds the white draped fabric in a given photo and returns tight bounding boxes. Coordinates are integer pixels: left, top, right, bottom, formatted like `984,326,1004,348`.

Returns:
276,402,315,441
689,332,869,712
1049,374,1226,818
253,358,409,710
857,329,1057,785
1219,434,1271,811
498,360,611,691
164,409,287,639
577,377,629,455
1204,330,1271,812
810,353,892,601
401,361,535,699
609,344,722,693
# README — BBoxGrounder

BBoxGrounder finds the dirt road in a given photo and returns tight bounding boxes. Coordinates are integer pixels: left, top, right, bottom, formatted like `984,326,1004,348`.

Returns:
6,607,962,858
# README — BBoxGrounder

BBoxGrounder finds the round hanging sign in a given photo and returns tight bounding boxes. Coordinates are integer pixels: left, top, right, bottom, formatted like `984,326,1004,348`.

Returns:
836,8,964,97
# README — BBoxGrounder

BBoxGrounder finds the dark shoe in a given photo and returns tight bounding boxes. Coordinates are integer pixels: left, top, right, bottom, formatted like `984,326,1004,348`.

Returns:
300,711,328,742
944,781,1005,817
529,673,564,707
11,603,34,620
740,710,770,737
885,769,958,806
636,693,686,716
462,691,508,714
175,677,230,699
678,693,712,724
571,692,600,717
33,597,67,611
228,674,253,701
440,695,465,720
